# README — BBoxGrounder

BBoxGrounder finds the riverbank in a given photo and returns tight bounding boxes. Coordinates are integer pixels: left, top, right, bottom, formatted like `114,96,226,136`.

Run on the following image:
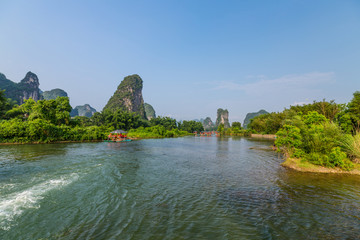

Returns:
0,140,104,145
250,134,276,139
282,157,360,175
0,133,193,145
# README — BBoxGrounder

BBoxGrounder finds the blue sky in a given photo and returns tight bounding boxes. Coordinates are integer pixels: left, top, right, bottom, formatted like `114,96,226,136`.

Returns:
1,0,360,123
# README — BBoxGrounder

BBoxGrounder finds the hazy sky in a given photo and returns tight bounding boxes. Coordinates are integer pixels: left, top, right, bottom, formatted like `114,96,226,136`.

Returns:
1,0,360,123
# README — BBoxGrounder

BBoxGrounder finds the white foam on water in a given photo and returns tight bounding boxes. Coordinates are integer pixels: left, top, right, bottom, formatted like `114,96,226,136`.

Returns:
0,173,79,230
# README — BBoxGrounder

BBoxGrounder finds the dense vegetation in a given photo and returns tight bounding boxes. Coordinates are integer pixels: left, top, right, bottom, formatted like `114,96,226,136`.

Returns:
217,121,250,136
0,90,203,143
128,126,190,139
247,92,360,171
0,95,108,143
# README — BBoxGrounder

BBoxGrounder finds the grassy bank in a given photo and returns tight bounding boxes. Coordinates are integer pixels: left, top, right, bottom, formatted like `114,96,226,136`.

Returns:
282,157,360,174
127,126,191,139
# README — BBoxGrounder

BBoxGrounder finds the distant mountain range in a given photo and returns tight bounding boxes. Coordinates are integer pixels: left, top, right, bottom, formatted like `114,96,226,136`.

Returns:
0,71,97,117
0,71,41,104
70,104,97,118
144,103,156,120
42,88,68,100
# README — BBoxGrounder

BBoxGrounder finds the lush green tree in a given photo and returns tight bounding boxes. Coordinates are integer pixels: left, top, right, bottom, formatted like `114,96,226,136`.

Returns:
128,125,189,139
0,89,7,118
27,97,71,125
0,89,18,119
275,111,353,170
275,124,302,155
179,120,204,133
347,91,360,131
289,99,341,121
303,111,327,126
217,123,225,134
248,112,286,134
232,122,241,128
102,110,143,130
150,116,177,130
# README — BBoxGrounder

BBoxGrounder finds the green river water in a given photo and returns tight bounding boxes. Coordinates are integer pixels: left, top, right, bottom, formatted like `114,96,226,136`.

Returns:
0,137,359,239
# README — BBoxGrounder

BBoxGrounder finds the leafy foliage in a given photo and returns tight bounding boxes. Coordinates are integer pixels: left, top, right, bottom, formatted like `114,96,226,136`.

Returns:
248,111,286,134
178,120,204,133
0,89,17,119
275,111,353,170
0,97,108,143
149,116,177,130
341,132,360,161
275,124,302,155
217,123,225,134
128,125,190,139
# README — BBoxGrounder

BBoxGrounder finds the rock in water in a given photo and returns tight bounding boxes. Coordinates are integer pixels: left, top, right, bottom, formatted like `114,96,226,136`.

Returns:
0,71,42,104
243,109,268,129
216,108,230,128
144,103,156,120
42,88,68,100
103,74,146,118
70,104,97,118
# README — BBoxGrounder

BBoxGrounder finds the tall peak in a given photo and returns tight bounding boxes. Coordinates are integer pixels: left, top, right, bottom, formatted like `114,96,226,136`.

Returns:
103,74,146,118
21,71,40,86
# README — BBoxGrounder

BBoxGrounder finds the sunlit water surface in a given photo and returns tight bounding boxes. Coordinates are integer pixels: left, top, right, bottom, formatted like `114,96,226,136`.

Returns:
0,137,359,239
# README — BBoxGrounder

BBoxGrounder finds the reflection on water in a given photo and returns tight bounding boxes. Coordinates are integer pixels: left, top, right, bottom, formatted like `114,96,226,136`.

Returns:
0,137,360,239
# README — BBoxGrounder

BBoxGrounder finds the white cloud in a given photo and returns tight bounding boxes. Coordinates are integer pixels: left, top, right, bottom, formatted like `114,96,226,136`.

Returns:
214,72,335,96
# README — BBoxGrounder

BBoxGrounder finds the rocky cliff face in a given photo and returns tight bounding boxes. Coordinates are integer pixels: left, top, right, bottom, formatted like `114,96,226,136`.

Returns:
202,117,215,130
42,88,68,100
243,109,268,129
70,104,97,118
18,72,41,104
0,71,41,104
103,74,146,118
216,108,230,128
144,103,156,120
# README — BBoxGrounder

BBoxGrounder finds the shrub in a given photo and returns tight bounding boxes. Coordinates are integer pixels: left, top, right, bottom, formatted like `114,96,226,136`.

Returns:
292,148,305,158
341,132,360,161
305,152,330,167
275,124,302,155
329,147,353,170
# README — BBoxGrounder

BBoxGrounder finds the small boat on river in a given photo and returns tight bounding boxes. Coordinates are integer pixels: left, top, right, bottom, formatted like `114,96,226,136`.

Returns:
104,130,132,142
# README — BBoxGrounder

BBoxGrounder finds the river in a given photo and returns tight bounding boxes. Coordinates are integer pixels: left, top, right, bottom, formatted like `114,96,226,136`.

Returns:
0,137,359,239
